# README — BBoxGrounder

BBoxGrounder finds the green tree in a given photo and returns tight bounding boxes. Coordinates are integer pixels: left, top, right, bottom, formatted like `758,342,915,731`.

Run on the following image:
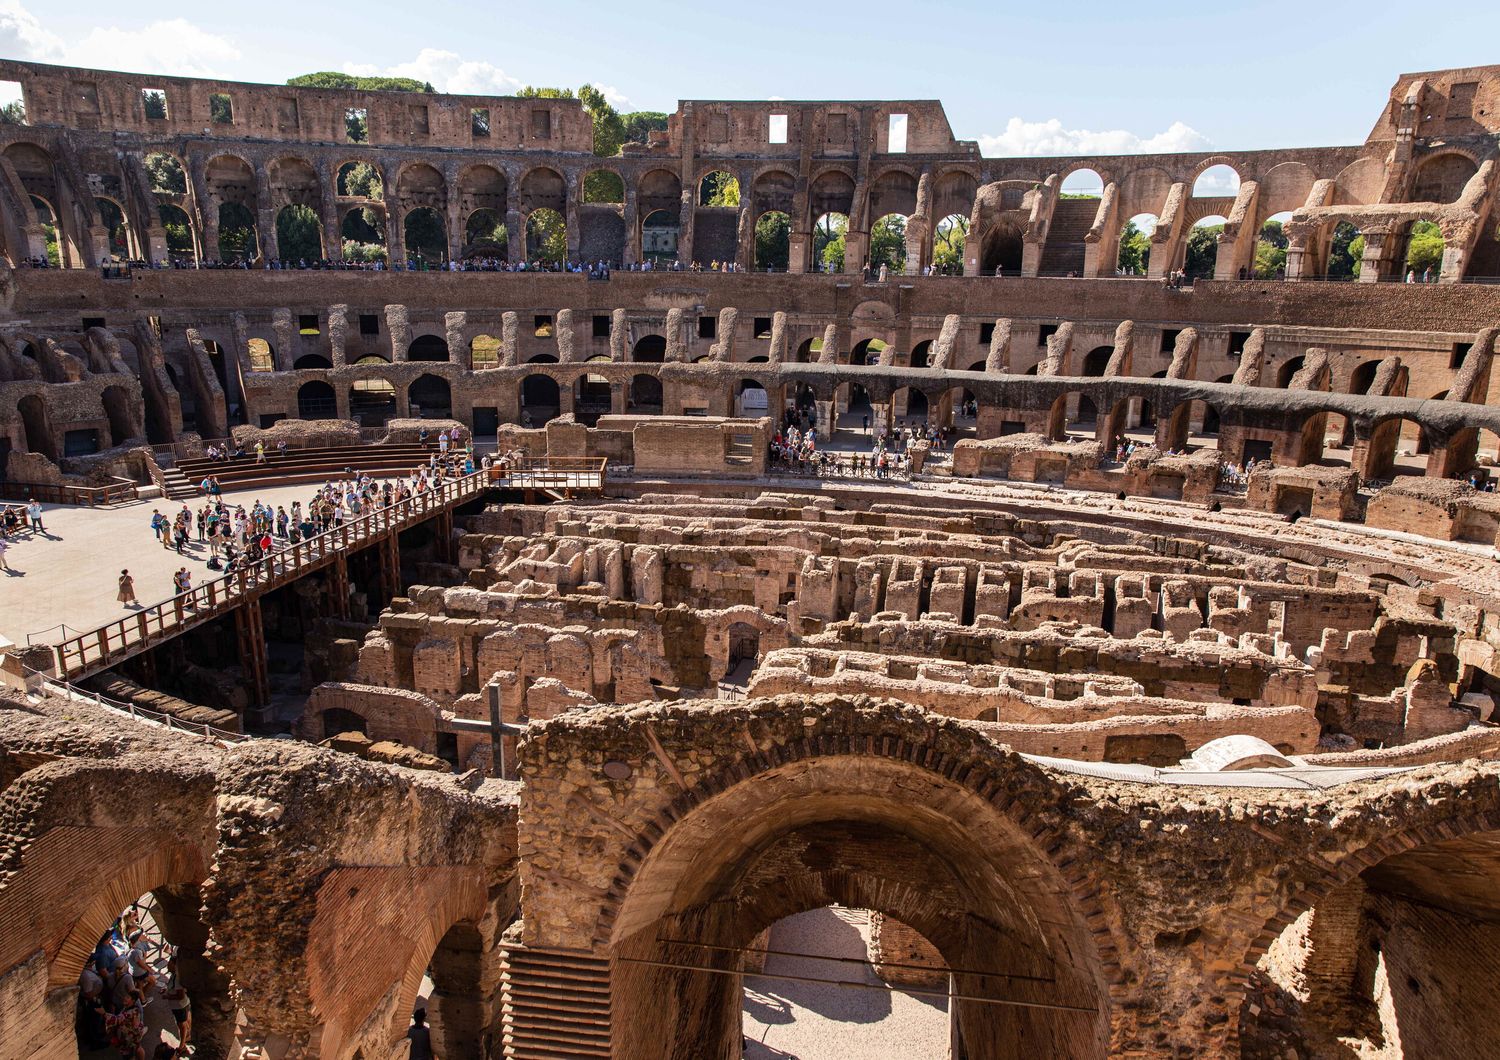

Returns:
1184,223,1222,280
1117,221,1150,275
145,153,187,195
288,72,433,92
0,99,24,124
275,205,322,261
621,111,668,145
518,86,575,99
813,214,846,272
1327,222,1362,279
159,206,194,257
702,172,740,207
868,214,907,273
933,215,968,273
755,211,789,271
218,203,257,261
339,161,383,201
1405,220,1444,277
465,209,507,250
526,209,567,263
1253,218,1288,277
404,208,447,264
209,93,232,124
143,90,167,120
345,109,368,143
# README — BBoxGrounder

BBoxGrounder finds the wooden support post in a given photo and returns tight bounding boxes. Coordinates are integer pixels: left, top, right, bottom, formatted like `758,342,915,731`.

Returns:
235,597,270,712
329,553,351,620
379,532,402,602
488,679,505,779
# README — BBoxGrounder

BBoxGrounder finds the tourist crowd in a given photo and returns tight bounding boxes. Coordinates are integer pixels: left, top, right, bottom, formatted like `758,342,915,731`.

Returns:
76,908,192,1059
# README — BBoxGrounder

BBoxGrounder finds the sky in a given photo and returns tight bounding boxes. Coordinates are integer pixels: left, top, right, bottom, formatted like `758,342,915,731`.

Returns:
2,0,1494,158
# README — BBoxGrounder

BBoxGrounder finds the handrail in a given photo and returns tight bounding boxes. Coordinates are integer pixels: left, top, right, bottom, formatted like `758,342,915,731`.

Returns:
53,468,493,677
21,661,247,744
0,479,137,507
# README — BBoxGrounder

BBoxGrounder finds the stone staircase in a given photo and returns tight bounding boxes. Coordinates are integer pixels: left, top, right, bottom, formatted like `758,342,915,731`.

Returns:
1039,197,1100,276
499,942,611,1058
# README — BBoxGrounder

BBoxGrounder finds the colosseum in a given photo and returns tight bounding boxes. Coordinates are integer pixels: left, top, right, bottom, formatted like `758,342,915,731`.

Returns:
1,55,1499,1060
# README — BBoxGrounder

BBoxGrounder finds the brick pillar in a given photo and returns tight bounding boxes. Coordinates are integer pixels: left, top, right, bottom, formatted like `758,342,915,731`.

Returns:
1303,879,1371,1042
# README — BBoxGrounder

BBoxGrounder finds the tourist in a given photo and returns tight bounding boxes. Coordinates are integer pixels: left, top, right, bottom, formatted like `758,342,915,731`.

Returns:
255,440,266,463
161,957,191,1054
26,499,43,532
118,570,138,608
407,1009,435,1060
0,537,9,572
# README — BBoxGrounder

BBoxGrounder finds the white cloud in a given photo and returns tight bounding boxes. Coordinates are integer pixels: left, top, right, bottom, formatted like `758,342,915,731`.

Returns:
345,49,522,96
587,82,630,108
0,1,239,78
978,117,1211,157
65,20,240,78
0,0,61,62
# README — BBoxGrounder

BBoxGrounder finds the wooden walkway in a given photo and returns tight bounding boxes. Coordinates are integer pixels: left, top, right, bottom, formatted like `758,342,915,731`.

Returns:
48,458,606,684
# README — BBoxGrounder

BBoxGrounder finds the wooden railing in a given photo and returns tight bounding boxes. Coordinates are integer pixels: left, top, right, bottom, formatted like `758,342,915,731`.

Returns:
496,457,609,494
52,468,494,679
0,478,137,506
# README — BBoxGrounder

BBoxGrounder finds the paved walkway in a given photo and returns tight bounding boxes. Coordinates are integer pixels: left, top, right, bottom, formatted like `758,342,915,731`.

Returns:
742,907,948,1059
0,480,398,649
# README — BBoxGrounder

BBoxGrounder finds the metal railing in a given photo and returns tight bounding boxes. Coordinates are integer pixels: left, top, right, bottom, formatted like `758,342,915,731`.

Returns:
497,457,609,494
21,661,248,744
0,478,137,506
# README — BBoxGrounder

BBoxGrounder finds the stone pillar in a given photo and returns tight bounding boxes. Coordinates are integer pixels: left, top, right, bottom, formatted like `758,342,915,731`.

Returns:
253,164,276,265
506,205,524,264
621,184,639,266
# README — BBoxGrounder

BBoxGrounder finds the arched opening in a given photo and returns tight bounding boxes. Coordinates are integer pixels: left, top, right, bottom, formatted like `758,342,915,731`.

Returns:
525,208,565,264
893,387,929,426
470,335,501,369
1082,346,1112,377
812,212,849,273
18,393,55,460
74,886,231,1058
909,341,932,369
641,209,679,264
575,372,612,425
350,377,397,426
462,208,507,258
217,202,257,263
144,152,188,195
583,168,625,204
1060,169,1104,197
158,203,197,263
754,211,790,271
1327,221,1363,280
337,160,384,200
247,338,275,373
607,754,1111,1060
520,374,560,427
1362,416,1430,480
1398,219,1444,282
297,380,336,419
101,385,137,445
735,379,767,418
293,353,332,370
851,338,888,366
95,197,131,260
409,375,452,419
28,195,61,266
408,335,450,363
404,207,446,265
1192,164,1240,198
1411,152,1478,204
322,706,368,737
632,335,667,363
340,206,386,263
981,219,1024,276
275,203,322,262
794,337,822,364
1254,212,1293,278
1276,356,1305,390
699,171,740,207
1045,391,1096,442
629,374,663,414
869,213,907,274
1117,214,1156,275
933,214,968,275
1185,216,1226,281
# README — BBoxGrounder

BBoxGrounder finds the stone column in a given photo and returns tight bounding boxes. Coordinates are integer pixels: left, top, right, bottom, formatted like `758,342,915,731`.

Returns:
253,164,276,265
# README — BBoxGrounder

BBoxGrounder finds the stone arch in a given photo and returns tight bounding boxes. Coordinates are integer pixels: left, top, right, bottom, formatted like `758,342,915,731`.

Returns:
1190,160,1241,197
517,166,567,214
17,393,54,459
599,716,1117,1059
456,162,507,213
520,374,560,426
268,155,321,209
749,169,797,217
1411,151,1479,204
297,380,336,419
395,161,447,207
631,335,667,363
293,353,331,370
408,334,450,362
336,159,384,199
409,374,452,419
100,384,138,445
628,373,662,413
